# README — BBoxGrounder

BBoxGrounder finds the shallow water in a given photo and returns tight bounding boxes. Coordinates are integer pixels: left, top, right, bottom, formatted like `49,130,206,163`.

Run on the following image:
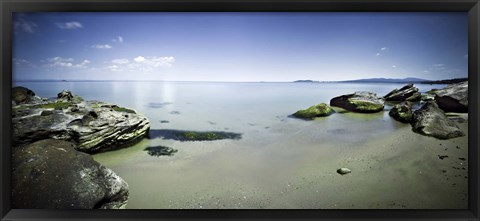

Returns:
14,81,466,209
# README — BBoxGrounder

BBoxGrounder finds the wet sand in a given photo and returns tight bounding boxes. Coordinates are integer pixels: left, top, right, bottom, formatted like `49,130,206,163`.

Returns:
93,113,468,209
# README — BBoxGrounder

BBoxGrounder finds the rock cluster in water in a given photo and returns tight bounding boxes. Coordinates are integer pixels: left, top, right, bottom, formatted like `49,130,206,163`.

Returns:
292,81,468,140
11,87,151,209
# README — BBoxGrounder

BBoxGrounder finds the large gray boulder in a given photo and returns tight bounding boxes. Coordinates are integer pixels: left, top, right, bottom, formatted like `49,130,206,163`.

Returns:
12,139,129,209
12,88,150,153
330,91,384,113
433,81,468,113
384,84,421,102
411,101,464,139
389,102,413,123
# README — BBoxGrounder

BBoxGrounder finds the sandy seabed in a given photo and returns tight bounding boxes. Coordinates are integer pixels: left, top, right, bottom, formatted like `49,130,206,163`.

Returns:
93,113,468,209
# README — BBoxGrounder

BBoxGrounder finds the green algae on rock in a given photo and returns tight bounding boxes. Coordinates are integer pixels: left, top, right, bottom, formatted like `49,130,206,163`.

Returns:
330,91,384,113
12,87,150,153
389,102,414,123
293,103,335,119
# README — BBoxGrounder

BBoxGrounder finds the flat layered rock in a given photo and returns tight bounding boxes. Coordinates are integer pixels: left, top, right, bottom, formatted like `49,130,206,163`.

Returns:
12,88,150,153
12,139,129,209
411,101,464,139
384,84,421,102
330,91,384,113
433,81,468,113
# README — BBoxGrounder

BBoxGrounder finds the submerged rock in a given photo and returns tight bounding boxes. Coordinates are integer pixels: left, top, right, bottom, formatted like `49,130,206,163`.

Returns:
411,101,464,139
12,139,129,209
383,84,421,102
144,146,178,157
12,87,150,153
293,103,335,119
330,91,384,113
433,81,468,113
389,102,413,123
337,168,351,175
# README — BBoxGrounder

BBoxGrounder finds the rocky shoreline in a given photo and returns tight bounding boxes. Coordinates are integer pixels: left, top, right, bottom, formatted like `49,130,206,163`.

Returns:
12,87,150,209
11,81,468,209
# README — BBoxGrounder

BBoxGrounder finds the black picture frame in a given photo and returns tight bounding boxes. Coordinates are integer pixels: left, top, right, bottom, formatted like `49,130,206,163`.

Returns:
1,0,479,220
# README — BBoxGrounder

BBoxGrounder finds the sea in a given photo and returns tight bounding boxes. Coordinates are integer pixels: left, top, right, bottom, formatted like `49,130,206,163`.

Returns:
12,81,454,209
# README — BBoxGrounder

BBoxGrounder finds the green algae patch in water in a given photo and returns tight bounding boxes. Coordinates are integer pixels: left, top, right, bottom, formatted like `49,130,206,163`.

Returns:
144,146,178,157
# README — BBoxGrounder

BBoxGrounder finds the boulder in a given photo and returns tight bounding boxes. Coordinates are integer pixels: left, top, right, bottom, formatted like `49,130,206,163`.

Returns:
433,81,468,113
12,88,150,153
57,90,84,103
383,84,421,102
12,86,39,105
389,102,413,123
411,101,464,139
12,139,129,209
293,103,335,119
330,91,384,113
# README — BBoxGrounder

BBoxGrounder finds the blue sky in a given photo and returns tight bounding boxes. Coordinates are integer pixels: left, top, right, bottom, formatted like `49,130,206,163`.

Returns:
13,12,468,82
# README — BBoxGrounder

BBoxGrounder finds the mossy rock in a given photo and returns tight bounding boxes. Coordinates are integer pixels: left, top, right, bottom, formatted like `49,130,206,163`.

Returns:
330,92,384,113
349,99,384,112
389,103,413,123
112,106,136,114
41,102,71,110
293,103,335,119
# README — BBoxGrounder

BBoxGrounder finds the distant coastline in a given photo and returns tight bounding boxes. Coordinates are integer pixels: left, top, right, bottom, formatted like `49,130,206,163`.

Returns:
13,77,468,84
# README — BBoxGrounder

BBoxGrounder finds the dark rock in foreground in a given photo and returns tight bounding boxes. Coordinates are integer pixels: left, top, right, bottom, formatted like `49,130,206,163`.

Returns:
12,139,129,209
389,102,413,123
433,81,468,113
383,83,421,102
411,101,464,139
12,86,42,105
330,91,384,113
12,88,150,153
293,103,335,119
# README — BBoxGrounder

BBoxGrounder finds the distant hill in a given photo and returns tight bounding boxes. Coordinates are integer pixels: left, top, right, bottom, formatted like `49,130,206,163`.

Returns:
340,77,430,83
420,77,468,84
293,80,320,83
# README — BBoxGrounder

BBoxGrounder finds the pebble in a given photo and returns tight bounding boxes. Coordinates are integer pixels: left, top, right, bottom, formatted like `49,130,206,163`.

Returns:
337,168,351,175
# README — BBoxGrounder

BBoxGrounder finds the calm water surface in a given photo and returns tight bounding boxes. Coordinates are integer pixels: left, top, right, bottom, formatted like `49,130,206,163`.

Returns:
13,81,451,209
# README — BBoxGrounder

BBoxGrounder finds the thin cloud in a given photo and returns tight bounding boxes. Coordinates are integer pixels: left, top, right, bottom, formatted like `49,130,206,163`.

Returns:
433,64,445,67
392,65,397,68
91,44,113,49
13,58,37,68
112,58,129,64
112,36,124,43
464,54,468,59
107,56,175,73
14,15,38,34
46,57,90,68
375,47,389,56
56,21,83,29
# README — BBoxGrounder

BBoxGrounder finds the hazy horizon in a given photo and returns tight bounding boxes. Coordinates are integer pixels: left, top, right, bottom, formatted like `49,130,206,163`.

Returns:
13,12,468,82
